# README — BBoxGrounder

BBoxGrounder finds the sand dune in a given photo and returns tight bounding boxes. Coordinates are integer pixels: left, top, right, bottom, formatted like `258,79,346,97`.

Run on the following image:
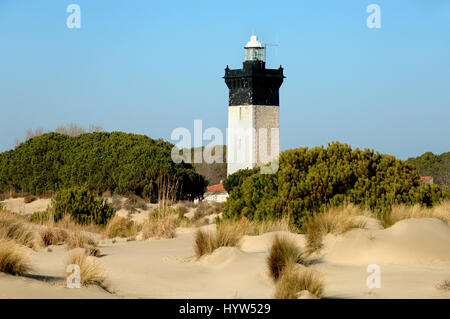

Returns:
0,217,449,299
321,218,450,266
0,198,51,216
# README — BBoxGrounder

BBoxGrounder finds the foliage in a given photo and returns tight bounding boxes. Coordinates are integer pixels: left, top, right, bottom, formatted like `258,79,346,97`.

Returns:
407,152,450,188
267,235,306,281
223,142,450,229
0,240,31,275
51,187,114,225
0,132,206,201
222,167,259,193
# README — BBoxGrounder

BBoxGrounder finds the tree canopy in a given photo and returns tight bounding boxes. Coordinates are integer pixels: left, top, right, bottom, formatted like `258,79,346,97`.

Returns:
0,132,206,201
223,142,450,229
407,152,450,188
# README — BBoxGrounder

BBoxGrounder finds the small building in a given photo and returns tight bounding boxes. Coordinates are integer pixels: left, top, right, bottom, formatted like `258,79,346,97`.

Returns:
203,183,228,203
420,176,434,184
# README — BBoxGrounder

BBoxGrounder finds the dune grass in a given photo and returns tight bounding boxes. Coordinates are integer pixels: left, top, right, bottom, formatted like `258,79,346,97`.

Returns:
0,210,39,249
39,226,68,247
274,264,324,299
267,235,306,281
142,210,181,239
66,231,97,250
65,251,106,288
305,204,368,254
436,279,450,291
0,240,32,275
194,230,217,257
194,217,298,258
381,201,450,228
104,215,137,238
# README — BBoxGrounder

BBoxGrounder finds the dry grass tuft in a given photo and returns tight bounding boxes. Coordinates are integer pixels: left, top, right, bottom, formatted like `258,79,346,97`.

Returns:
193,217,298,258
39,226,68,247
54,214,102,234
65,251,106,288
216,220,244,247
193,221,245,258
194,230,217,258
0,210,39,249
305,204,368,254
66,231,97,250
382,201,450,228
0,240,32,275
104,215,137,238
240,217,297,235
24,195,37,204
85,246,101,257
267,235,306,281
274,265,324,299
436,279,450,291
142,211,180,239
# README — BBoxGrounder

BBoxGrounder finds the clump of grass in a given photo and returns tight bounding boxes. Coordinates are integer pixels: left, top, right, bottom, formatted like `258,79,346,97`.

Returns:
85,246,101,257
436,279,450,291
194,230,217,257
381,202,450,228
24,195,37,204
267,235,306,281
274,265,324,299
54,214,102,234
104,215,137,238
193,221,245,258
305,204,368,254
65,251,106,288
142,210,180,239
193,217,298,258
39,226,68,247
239,217,297,235
66,231,97,250
0,240,32,275
0,211,39,249
216,220,244,247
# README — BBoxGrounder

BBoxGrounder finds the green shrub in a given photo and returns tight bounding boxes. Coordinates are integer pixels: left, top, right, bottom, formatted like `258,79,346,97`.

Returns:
222,168,259,193
51,187,114,225
0,132,206,201
223,142,450,229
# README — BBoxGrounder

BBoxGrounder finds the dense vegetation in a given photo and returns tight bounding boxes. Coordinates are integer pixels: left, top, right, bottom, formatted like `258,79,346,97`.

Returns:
31,187,115,225
407,152,450,188
0,132,206,200
223,142,450,229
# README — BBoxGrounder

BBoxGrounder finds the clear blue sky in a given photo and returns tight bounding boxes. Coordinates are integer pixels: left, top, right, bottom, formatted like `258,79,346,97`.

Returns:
0,0,449,159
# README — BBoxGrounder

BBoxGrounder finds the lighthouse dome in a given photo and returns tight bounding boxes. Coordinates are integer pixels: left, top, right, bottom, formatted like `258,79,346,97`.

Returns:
245,35,263,48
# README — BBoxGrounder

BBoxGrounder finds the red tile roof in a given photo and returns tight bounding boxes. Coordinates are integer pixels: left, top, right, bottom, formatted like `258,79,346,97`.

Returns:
206,183,226,193
420,176,433,182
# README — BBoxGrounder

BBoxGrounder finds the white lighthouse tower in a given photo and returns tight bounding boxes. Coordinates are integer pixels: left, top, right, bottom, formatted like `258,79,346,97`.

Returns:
224,35,285,176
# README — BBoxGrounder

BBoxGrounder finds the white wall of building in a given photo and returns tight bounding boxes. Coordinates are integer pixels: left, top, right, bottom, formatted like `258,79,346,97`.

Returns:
227,105,280,176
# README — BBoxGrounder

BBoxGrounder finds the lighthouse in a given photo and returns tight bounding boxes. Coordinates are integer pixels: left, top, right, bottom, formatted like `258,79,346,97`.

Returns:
224,35,285,176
